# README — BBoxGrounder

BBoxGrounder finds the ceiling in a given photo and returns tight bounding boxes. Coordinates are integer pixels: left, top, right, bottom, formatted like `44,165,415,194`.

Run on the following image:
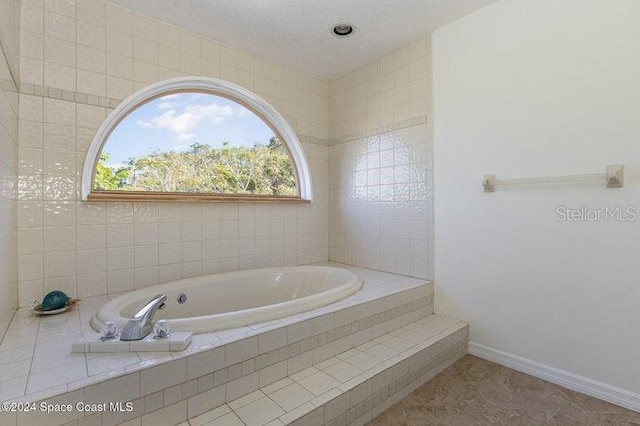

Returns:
109,0,497,80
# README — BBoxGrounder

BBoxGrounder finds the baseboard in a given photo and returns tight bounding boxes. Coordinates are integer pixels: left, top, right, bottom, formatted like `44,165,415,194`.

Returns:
468,342,640,413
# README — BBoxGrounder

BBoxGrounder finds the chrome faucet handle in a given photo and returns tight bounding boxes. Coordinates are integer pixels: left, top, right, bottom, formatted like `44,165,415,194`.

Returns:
154,320,171,339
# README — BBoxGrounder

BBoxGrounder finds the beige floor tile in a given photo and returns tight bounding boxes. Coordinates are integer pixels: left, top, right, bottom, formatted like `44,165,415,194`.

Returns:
367,355,640,426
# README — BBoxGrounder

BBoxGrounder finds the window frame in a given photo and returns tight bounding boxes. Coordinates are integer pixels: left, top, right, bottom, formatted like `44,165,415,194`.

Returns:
81,77,312,202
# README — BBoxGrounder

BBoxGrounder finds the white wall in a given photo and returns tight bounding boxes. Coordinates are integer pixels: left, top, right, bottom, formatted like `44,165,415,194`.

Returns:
433,0,640,396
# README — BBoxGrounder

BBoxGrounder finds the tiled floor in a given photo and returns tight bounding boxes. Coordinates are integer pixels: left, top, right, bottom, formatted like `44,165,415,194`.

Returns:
367,355,640,426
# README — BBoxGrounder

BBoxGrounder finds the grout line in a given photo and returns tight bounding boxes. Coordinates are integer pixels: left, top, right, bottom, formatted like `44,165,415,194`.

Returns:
266,390,295,414
329,115,428,146
79,307,90,379
0,34,19,91
0,308,18,347
23,310,42,395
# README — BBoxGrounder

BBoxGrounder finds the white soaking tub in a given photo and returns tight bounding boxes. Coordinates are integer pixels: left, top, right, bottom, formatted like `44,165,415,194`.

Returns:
91,266,362,334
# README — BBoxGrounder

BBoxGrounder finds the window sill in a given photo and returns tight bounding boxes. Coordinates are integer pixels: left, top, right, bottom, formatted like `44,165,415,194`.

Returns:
86,191,310,203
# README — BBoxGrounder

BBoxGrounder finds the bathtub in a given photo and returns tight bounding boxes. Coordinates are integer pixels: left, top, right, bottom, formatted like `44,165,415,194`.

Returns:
91,266,362,334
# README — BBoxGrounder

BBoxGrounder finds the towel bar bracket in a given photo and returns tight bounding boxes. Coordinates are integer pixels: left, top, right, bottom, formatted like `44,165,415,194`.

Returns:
606,164,624,188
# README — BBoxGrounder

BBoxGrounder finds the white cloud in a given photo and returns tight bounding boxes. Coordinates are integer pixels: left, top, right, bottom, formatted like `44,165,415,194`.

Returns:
136,102,237,139
152,109,197,133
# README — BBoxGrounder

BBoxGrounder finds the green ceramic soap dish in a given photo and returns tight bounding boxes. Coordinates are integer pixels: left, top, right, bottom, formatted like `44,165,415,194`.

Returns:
32,291,80,316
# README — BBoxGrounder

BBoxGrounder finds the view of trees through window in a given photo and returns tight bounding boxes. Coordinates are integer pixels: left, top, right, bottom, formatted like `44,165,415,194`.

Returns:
94,92,297,196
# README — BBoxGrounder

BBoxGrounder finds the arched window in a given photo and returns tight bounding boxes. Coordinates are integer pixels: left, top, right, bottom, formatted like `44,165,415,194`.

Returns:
81,77,312,202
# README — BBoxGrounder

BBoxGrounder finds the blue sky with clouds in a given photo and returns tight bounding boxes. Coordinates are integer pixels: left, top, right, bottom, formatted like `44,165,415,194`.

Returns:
103,93,276,165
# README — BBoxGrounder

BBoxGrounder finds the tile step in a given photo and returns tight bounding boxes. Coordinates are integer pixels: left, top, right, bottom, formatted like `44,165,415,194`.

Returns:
185,314,468,426
0,267,441,426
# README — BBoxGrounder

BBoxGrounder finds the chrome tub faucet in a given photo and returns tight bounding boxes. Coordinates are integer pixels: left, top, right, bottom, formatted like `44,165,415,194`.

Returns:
120,294,167,341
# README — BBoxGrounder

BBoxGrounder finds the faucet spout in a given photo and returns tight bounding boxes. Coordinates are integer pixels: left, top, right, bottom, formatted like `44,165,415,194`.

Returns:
120,294,167,341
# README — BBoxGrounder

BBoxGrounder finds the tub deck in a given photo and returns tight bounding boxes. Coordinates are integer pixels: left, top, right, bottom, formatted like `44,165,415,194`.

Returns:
0,263,431,403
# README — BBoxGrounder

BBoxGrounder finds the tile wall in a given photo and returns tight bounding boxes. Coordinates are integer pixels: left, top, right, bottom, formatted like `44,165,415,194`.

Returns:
328,36,434,280
0,0,20,338
16,0,330,307
0,0,21,81
11,1,436,307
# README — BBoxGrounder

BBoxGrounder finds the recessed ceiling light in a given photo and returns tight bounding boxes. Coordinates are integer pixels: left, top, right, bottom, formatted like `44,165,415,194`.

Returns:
332,23,355,37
